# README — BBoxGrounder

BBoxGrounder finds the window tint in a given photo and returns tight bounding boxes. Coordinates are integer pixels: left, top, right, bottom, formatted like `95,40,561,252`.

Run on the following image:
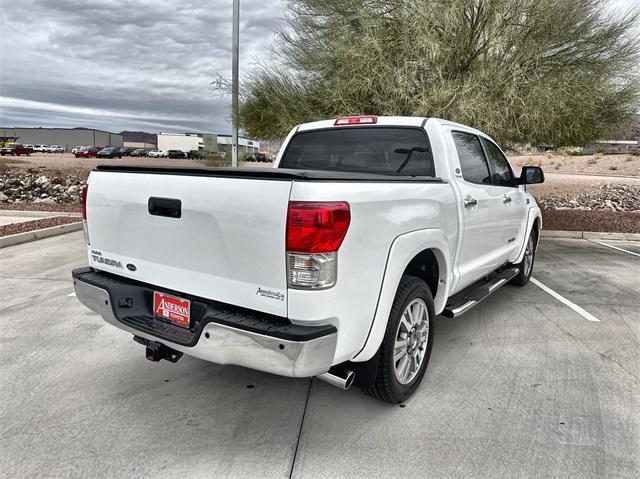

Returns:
452,132,490,184
280,127,434,176
482,139,516,187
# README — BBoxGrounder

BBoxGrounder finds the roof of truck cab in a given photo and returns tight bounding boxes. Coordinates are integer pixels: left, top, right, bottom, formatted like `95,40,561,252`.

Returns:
296,116,427,131
296,116,487,136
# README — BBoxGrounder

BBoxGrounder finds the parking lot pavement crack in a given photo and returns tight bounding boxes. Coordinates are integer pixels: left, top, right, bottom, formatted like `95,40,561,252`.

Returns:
536,306,640,386
288,378,313,479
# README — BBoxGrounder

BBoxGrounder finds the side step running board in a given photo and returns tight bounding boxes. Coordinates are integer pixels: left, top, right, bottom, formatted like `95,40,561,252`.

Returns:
442,268,519,318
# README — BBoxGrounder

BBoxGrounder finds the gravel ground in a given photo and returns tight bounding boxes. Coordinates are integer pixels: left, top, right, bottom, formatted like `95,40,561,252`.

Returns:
541,209,640,233
511,153,640,177
527,172,640,197
0,216,80,237
0,202,82,213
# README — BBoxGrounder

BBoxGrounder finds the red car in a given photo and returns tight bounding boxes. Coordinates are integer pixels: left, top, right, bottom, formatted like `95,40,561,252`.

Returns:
75,146,100,158
0,143,32,156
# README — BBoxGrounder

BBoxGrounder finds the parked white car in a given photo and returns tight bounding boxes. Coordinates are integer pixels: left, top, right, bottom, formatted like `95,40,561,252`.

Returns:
33,145,47,152
46,145,64,153
73,116,544,403
148,150,166,158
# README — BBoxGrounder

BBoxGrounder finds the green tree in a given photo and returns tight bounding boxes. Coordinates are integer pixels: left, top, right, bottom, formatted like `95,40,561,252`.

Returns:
237,0,639,146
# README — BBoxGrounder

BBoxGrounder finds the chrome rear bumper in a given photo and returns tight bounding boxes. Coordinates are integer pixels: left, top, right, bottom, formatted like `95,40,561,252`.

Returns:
73,275,337,378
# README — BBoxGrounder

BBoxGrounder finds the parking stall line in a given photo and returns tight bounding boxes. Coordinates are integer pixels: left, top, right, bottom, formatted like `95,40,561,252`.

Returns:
530,277,601,322
587,240,640,258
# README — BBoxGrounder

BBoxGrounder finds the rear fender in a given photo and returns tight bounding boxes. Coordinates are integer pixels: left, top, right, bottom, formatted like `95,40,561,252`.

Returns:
352,228,451,362
511,207,542,264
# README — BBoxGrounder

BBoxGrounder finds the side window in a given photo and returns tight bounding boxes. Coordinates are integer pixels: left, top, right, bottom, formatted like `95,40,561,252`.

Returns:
451,132,491,185
482,139,516,187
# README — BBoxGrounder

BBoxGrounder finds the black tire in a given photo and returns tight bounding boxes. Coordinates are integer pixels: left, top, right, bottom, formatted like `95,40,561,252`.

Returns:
363,275,435,404
510,229,538,286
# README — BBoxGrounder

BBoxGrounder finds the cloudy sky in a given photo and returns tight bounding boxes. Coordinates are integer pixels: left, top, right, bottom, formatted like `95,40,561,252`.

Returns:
0,0,637,136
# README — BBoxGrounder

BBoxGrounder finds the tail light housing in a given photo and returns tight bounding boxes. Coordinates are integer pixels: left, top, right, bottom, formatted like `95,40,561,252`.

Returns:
286,201,350,289
81,184,89,244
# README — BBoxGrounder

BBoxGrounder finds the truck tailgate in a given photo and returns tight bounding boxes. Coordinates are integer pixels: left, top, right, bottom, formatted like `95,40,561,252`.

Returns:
85,170,292,316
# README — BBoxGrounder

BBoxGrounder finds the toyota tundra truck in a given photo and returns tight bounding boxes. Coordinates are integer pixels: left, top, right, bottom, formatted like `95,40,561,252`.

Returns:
72,116,544,403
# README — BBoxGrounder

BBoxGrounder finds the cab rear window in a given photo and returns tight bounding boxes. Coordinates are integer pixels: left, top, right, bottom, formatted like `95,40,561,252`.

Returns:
280,127,434,176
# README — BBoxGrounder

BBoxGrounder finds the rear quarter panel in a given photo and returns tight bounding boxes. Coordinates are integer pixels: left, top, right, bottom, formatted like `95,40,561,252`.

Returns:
287,180,457,364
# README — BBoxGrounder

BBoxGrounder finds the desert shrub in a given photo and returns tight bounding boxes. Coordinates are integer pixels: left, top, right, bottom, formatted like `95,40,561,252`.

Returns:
202,152,231,167
609,165,618,171
587,158,599,165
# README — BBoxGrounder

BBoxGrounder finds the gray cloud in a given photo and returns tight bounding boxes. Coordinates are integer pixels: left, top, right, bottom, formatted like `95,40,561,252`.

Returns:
0,0,287,135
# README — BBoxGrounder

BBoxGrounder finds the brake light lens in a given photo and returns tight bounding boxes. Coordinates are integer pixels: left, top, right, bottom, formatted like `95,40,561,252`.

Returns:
81,184,89,244
81,184,88,220
334,115,377,126
287,201,350,253
286,201,350,289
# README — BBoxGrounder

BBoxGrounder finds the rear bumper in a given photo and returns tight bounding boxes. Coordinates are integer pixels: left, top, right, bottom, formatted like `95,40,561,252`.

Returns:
72,267,337,377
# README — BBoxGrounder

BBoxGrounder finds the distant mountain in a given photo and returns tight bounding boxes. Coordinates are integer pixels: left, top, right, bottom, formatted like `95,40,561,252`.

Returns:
119,131,157,144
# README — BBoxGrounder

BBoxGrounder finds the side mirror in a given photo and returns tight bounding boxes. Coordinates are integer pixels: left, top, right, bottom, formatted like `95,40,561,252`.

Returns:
518,166,544,185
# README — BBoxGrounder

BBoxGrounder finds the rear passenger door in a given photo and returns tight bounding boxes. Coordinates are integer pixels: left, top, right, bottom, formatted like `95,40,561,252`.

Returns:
480,137,528,255
451,131,507,289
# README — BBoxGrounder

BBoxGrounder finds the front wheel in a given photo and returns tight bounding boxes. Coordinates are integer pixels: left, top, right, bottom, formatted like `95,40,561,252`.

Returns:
363,275,434,404
510,230,537,286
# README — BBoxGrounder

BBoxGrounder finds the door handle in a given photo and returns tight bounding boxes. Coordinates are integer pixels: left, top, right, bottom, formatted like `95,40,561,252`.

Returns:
502,195,512,204
148,197,182,218
464,197,478,208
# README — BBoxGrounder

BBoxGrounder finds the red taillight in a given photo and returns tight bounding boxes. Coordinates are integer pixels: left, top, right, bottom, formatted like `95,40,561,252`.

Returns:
81,184,88,220
287,202,351,253
334,115,377,126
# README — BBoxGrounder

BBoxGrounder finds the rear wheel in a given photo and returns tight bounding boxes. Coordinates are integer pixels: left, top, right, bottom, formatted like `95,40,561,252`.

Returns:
363,275,434,404
510,230,537,286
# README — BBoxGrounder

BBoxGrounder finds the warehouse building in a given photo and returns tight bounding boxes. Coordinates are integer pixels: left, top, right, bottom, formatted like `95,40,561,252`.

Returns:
216,135,259,157
0,127,123,151
157,132,259,156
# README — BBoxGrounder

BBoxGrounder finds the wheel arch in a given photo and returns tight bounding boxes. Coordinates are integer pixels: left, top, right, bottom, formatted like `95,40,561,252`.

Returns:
351,228,451,362
513,207,542,264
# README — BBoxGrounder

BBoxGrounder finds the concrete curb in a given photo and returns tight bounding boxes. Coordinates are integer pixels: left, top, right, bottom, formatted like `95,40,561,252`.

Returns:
0,221,83,249
541,230,640,241
0,210,81,218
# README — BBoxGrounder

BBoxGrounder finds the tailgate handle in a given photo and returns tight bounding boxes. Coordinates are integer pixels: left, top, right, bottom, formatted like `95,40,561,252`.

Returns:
148,197,181,218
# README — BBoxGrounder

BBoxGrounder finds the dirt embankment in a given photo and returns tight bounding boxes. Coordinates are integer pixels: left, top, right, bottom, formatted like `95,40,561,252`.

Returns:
511,153,640,177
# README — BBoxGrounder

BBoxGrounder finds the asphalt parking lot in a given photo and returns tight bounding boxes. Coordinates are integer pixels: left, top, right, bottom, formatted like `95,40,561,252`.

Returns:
0,233,638,478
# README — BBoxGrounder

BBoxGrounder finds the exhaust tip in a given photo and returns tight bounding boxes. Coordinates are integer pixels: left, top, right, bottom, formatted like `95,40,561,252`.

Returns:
344,370,355,389
316,370,355,390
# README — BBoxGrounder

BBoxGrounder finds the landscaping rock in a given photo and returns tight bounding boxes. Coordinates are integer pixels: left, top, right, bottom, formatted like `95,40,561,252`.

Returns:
0,171,85,204
536,184,640,212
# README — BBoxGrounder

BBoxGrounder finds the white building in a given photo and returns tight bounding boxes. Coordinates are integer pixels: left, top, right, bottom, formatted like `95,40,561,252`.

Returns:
216,135,260,156
157,132,260,156
157,133,206,152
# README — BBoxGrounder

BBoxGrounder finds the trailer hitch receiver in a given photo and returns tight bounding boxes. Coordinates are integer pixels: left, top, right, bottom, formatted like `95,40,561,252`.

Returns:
133,336,183,363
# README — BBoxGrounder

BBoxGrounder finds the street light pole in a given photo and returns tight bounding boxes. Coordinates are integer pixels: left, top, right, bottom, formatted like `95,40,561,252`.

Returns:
231,0,240,168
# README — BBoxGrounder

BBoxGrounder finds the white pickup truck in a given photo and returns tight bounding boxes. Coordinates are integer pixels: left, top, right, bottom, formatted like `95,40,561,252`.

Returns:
73,116,544,403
